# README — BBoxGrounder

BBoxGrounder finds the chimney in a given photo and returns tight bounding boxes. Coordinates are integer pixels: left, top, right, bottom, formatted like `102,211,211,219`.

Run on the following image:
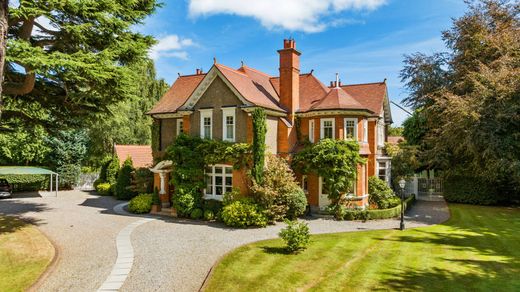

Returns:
278,39,301,116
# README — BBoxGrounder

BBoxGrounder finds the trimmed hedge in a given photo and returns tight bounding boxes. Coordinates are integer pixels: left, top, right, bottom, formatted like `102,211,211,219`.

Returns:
443,176,499,205
0,174,49,192
366,195,416,220
95,182,112,196
128,194,153,214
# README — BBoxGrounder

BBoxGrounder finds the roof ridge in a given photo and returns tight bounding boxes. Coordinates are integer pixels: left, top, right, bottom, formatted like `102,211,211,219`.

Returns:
216,63,249,77
241,65,272,77
341,81,385,87
177,73,207,78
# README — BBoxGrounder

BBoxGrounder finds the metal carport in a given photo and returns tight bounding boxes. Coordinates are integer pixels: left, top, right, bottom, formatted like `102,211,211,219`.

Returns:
0,166,58,196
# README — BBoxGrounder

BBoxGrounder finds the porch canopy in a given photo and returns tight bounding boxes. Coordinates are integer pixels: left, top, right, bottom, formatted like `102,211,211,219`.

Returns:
0,166,58,196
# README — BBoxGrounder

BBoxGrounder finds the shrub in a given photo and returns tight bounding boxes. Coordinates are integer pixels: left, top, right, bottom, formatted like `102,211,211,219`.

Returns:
332,205,370,221
128,194,153,214
115,157,136,200
0,174,48,192
444,176,500,205
279,220,310,253
203,199,223,214
131,167,154,194
106,157,120,184
204,210,215,221
58,164,81,189
251,155,307,221
93,178,103,189
190,208,203,220
96,182,112,196
221,198,268,228
368,176,399,209
172,187,197,217
367,195,415,219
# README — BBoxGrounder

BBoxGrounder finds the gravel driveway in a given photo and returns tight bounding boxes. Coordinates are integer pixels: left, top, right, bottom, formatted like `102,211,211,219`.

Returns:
122,200,449,292
0,190,139,292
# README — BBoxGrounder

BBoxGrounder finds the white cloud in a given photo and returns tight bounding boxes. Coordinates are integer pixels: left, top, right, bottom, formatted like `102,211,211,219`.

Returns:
188,0,386,33
149,35,195,60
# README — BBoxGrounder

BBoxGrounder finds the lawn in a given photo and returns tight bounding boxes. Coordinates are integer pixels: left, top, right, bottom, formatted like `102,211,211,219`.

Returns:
204,204,520,291
0,216,55,292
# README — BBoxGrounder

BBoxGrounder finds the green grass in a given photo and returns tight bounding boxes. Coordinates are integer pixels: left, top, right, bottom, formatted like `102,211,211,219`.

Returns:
0,216,55,292
204,204,520,291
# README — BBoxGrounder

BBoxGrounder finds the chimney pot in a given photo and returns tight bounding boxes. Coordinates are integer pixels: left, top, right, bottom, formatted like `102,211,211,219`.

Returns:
338,80,342,87
283,39,296,49
330,81,334,87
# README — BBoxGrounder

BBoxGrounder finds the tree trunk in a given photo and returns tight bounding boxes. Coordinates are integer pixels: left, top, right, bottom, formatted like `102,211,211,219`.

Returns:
0,0,8,122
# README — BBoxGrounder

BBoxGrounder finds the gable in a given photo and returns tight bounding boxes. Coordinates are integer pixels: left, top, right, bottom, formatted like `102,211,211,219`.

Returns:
194,76,245,109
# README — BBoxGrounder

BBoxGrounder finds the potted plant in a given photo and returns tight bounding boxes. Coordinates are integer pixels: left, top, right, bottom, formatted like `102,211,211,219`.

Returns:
151,187,161,213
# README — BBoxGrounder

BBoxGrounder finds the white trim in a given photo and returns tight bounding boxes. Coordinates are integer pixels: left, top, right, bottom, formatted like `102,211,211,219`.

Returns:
377,118,385,147
203,164,233,201
241,107,287,117
200,109,213,139
363,119,368,143
296,110,372,118
344,118,358,141
222,107,236,142
320,118,335,140
309,120,315,143
176,119,184,136
151,111,193,119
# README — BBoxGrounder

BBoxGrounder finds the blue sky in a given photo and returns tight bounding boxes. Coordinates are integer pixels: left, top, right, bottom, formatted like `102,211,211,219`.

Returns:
136,0,467,125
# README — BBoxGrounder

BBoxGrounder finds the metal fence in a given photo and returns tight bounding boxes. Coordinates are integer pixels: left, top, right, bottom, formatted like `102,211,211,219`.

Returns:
401,176,444,201
75,173,99,191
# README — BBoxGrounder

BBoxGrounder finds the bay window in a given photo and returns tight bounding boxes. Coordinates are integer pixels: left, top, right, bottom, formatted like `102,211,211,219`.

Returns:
320,118,335,139
344,118,358,141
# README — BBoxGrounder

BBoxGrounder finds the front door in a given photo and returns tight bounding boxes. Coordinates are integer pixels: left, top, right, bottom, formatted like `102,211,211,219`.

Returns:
318,177,331,211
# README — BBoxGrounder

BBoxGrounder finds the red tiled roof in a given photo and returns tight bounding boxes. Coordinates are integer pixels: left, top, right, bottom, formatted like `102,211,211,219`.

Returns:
307,87,367,112
114,145,153,168
388,136,405,145
341,82,387,115
148,74,205,115
270,73,330,112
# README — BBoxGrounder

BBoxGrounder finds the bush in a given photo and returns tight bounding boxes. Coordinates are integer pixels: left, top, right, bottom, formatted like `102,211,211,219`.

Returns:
95,182,112,196
128,194,153,214
190,208,203,219
251,155,307,221
279,220,310,253
115,157,136,200
0,174,49,192
131,168,154,194
333,205,370,221
105,157,120,184
203,199,223,214
204,210,215,221
368,176,399,209
221,198,268,228
367,195,415,219
172,187,197,217
58,164,81,189
444,176,500,205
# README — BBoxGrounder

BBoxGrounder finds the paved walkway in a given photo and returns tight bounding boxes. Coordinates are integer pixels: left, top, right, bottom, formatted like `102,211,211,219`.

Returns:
0,191,449,292
122,200,450,292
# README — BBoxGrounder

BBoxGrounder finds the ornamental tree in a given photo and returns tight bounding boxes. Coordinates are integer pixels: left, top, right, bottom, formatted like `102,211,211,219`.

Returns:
292,139,366,205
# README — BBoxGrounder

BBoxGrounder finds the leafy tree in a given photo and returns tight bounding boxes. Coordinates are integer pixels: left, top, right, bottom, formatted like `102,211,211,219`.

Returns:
0,123,50,165
402,110,427,146
292,139,365,206
387,126,404,136
400,0,520,198
1,0,160,128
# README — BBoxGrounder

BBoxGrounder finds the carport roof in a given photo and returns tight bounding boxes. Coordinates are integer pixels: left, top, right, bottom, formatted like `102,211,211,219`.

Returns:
0,166,57,175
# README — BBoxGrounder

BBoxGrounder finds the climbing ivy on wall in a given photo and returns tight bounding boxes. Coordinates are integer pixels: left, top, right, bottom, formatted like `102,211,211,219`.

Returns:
251,108,267,184
151,120,161,162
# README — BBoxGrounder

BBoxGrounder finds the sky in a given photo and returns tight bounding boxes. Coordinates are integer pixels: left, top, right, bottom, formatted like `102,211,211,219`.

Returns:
136,0,468,125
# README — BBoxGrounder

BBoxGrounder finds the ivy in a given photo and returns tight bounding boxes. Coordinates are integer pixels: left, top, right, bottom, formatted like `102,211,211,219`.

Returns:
251,108,267,184
151,120,161,161
292,139,366,206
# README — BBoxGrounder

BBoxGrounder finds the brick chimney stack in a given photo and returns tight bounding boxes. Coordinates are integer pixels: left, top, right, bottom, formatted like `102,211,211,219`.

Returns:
278,39,301,117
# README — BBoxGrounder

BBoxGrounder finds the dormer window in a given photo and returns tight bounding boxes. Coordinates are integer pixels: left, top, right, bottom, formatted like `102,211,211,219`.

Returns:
320,118,335,139
200,109,213,139
344,118,358,141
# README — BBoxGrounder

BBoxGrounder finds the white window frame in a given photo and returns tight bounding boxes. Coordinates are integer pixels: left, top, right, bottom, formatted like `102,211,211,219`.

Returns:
204,164,233,201
344,118,358,141
222,107,236,142
176,119,184,136
309,120,315,143
200,109,213,139
363,119,368,143
376,160,392,185
377,119,385,147
320,118,335,140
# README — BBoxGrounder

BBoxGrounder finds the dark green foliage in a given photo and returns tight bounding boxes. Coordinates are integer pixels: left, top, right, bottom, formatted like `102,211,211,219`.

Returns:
190,208,204,220
0,174,48,192
338,209,370,221
95,183,112,196
368,176,400,209
151,119,161,160
128,194,153,214
204,210,215,221
203,199,223,214
152,187,161,206
366,195,415,220
444,176,500,205
131,168,154,194
115,157,135,200
402,111,428,146
98,157,112,182
388,145,420,188
292,139,365,206
251,108,266,184
221,198,268,228
251,155,307,221
279,220,310,253
387,126,404,136
57,164,81,189
106,157,120,185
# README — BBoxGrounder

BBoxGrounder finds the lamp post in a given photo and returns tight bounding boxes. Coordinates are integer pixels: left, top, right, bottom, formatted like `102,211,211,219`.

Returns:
399,178,406,231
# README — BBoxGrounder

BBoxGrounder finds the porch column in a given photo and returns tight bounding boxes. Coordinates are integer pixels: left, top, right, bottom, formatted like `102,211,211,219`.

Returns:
159,172,166,195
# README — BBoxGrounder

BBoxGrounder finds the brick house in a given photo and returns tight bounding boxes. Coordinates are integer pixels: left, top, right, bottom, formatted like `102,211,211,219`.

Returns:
148,39,392,212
